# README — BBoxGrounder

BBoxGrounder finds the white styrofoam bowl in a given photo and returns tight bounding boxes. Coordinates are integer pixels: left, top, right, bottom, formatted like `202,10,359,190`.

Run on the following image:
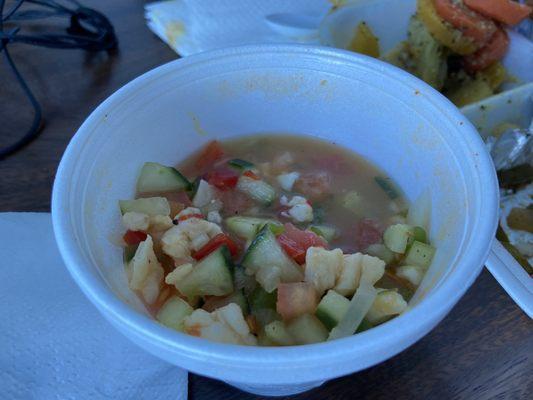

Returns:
52,45,499,396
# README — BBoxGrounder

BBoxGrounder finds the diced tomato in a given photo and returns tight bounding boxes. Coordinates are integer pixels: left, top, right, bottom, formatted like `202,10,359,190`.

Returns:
276,282,318,321
464,0,532,26
192,233,240,260
353,218,383,251
123,230,147,245
219,189,253,216
277,223,327,264
293,172,331,201
434,0,497,46
194,141,225,172
463,28,509,72
178,213,204,222
205,167,239,190
243,170,260,180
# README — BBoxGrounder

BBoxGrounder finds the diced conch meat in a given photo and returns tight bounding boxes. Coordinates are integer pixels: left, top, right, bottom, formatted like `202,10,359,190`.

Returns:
183,303,257,345
304,247,344,296
122,212,150,231
165,263,194,287
161,207,222,260
277,172,300,191
334,253,364,296
129,235,164,304
122,211,173,232
280,195,313,223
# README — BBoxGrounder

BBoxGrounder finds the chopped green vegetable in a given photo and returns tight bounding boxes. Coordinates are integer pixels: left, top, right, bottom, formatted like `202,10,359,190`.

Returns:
403,241,435,269
316,290,350,330
119,197,170,216
383,224,413,254
287,314,329,344
237,176,276,205
136,162,191,193
123,244,138,263
374,176,399,200
365,243,395,265
249,287,277,311
226,216,282,240
156,296,194,331
264,320,294,346
407,16,447,90
309,225,337,242
228,159,255,170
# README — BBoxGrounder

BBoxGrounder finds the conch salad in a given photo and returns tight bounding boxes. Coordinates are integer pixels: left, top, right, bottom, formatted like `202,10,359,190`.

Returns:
346,0,532,107
118,136,436,346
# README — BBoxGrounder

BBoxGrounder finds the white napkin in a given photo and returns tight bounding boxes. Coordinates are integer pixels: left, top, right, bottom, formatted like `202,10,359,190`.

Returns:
145,0,332,56
0,213,188,400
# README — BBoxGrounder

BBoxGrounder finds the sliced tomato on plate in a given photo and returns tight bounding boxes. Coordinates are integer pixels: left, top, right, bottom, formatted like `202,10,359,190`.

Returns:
463,28,509,72
277,223,327,264
192,233,240,260
123,230,148,245
434,0,497,46
464,0,532,26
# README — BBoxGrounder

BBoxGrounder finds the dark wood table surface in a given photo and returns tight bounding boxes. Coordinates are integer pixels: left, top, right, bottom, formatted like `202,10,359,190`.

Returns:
1,1,531,399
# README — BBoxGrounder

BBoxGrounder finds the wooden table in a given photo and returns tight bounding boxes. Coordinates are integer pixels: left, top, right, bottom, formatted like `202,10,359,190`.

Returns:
1,1,530,398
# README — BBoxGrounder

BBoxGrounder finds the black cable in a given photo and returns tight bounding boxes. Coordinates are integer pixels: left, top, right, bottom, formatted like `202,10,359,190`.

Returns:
0,0,118,160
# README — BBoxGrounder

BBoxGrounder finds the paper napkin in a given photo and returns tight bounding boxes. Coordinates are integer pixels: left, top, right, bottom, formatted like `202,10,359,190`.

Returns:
0,213,188,400
145,0,331,56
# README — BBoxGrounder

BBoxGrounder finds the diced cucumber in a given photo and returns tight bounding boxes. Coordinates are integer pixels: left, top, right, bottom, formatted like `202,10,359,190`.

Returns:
237,176,276,205
249,287,277,310
136,162,191,193
316,290,350,330
356,318,373,333
253,308,281,329
242,226,303,292
410,226,427,244
287,314,329,344
342,191,362,213
396,265,425,286
366,289,407,325
123,244,138,263
374,176,399,200
156,296,193,331
309,225,337,242
176,247,234,298
383,223,427,254
119,197,170,216
227,290,249,314
365,243,395,265
267,223,285,236
264,320,294,346
257,331,276,346
228,158,255,170
328,280,378,341
226,216,282,240
403,241,435,269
